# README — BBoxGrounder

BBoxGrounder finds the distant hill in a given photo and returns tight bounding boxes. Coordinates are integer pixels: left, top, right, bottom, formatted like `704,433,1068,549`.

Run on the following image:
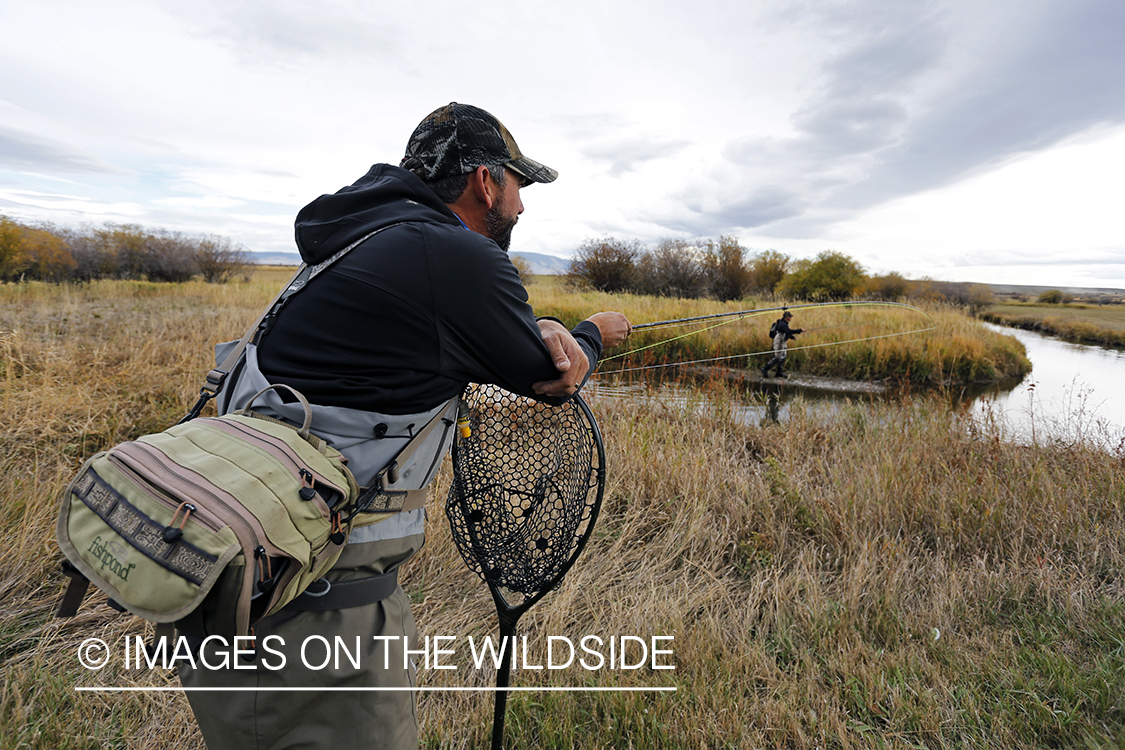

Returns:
251,249,572,274
510,251,570,275
251,251,301,266
985,283,1124,297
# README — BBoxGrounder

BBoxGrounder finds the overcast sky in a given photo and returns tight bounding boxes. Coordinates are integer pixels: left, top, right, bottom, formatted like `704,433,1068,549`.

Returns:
3,0,1124,289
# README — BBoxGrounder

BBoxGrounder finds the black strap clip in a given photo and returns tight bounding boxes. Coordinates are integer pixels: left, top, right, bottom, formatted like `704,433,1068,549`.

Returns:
178,369,228,424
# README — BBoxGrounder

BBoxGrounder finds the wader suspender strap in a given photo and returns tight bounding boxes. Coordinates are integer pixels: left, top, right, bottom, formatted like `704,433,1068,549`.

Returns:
351,399,458,517
179,222,410,423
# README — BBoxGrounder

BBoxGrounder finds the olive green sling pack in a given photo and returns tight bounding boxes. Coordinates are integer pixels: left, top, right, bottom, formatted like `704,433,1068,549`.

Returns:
54,222,441,640
56,383,363,639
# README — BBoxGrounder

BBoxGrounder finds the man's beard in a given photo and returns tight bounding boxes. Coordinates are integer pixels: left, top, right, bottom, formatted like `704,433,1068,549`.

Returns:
485,195,518,252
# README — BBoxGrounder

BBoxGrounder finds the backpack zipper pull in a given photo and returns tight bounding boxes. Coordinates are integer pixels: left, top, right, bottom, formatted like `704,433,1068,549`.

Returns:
329,512,347,546
254,546,274,593
162,502,195,543
298,468,317,501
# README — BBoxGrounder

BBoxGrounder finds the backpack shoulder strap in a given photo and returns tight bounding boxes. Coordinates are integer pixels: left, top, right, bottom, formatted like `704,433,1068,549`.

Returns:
180,222,409,423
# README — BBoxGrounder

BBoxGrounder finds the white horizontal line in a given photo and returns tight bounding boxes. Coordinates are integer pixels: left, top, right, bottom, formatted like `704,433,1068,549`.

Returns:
76,686,677,693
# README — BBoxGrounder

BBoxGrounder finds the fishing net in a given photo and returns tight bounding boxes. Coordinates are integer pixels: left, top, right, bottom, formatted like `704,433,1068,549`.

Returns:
446,383,605,601
446,384,606,750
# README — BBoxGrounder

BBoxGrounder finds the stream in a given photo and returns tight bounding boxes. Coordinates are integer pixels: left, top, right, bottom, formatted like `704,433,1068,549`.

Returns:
964,323,1125,449
589,323,1125,452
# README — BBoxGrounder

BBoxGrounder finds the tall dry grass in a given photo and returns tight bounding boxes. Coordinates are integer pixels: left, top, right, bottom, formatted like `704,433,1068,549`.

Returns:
2,275,1122,749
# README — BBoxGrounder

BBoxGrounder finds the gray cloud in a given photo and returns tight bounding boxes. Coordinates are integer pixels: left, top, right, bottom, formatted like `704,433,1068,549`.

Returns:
159,0,402,63
816,6,949,98
0,125,122,175
788,5,948,160
791,98,909,158
658,1,955,236
655,185,807,235
662,0,1125,240
580,137,690,176
710,187,808,230
837,1,1125,205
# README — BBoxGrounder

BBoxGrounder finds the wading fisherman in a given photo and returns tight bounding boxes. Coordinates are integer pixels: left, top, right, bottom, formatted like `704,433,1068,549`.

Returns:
762,310,802,379
178,103,631,750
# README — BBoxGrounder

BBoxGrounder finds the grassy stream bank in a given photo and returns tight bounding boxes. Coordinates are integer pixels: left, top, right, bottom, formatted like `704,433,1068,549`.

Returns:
981,302,1125,350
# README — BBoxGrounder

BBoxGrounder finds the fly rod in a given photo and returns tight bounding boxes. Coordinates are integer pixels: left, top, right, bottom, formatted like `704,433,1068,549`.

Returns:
602,301,937,374
632,300,926,331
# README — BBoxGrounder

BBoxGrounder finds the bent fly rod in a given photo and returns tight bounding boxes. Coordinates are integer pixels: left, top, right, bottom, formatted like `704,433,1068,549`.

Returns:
632,300,923,331
606,301,937,375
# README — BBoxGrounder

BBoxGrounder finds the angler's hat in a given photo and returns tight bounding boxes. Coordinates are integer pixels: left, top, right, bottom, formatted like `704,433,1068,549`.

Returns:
401,102,558,185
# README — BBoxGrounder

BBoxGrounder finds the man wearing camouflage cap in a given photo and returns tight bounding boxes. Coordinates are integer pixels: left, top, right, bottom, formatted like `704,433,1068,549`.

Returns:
178,104,631,749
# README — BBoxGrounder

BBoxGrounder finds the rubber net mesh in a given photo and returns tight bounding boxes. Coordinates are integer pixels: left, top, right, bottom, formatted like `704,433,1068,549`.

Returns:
446,384,600,597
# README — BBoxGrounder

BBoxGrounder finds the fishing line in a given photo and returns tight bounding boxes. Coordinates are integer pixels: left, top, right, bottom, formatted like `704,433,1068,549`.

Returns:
798,323,848,334
601,301,936,376
605,327,936,375
610,316,747,360
630,299,909,331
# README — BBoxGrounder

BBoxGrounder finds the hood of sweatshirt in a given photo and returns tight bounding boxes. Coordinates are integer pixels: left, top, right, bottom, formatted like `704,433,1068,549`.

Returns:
293,164,461,264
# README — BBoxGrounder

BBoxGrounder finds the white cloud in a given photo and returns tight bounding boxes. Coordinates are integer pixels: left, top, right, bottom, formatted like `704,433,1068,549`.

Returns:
821,124,1125,287
0,186,146,221
153,196,245,209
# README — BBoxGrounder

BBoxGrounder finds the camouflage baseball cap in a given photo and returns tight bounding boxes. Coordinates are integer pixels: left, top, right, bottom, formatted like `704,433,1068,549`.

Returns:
400,103,558,185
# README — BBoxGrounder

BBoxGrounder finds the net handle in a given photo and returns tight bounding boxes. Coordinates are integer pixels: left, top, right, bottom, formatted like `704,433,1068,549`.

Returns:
447,388,607,750
483,393,606,750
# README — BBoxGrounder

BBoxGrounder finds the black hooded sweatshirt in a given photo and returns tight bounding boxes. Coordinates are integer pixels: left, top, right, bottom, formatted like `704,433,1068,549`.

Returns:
256,164,602,415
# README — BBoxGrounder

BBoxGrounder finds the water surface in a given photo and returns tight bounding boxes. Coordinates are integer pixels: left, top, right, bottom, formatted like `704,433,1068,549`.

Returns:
966,323,1125,448
591,323,1125,451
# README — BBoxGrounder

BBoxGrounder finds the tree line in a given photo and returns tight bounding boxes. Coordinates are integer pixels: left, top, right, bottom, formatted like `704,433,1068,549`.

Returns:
567,235,994,311
0,216,251,284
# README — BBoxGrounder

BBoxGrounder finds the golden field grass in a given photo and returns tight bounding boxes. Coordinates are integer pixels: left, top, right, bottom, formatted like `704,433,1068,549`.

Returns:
982,302,1125,349
1,273,1122,749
